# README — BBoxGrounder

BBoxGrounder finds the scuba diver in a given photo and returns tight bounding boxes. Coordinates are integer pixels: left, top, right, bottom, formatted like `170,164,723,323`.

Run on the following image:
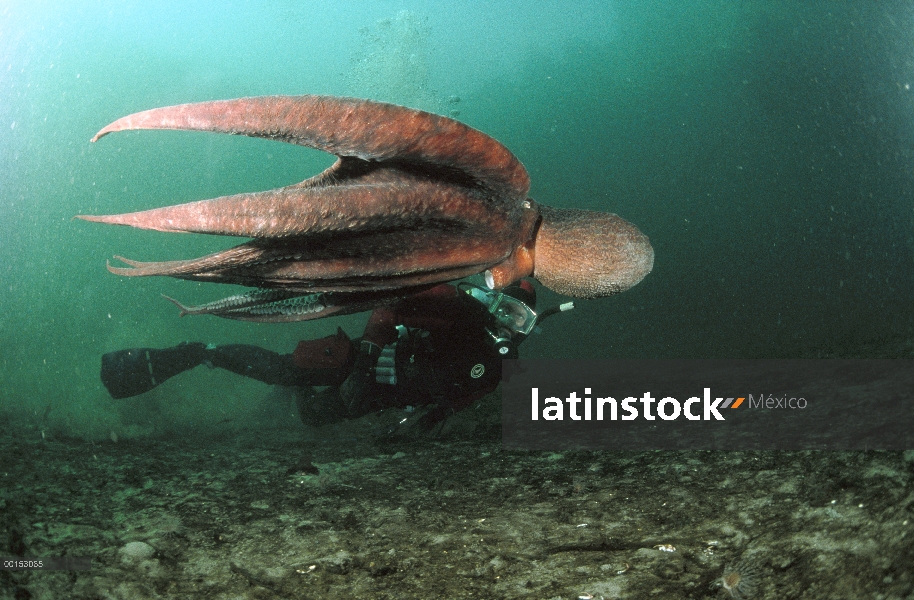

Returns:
99,280,572,429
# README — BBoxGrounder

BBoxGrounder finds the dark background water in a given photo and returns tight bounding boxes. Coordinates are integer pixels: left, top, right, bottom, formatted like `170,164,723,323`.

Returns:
1,1,912,439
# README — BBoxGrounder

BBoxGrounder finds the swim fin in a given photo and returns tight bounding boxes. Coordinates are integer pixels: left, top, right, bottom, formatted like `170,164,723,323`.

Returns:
100,342,208,399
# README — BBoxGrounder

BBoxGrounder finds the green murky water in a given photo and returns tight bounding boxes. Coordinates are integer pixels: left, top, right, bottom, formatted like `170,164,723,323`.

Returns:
3,1,913,436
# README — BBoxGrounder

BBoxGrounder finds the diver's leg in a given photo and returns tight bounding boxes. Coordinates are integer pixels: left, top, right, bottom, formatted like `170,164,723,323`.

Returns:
101,343,346,400
206,345,345,387
101,343,208,399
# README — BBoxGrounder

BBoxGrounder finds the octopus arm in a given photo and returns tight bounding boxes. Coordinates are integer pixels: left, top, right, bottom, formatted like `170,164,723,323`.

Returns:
90,95,530,203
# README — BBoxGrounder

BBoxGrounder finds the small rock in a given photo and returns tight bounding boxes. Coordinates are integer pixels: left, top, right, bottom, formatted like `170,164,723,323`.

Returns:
118,541,155,565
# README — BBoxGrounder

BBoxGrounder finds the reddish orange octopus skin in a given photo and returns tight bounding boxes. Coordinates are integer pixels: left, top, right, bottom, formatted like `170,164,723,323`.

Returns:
78,96,652,321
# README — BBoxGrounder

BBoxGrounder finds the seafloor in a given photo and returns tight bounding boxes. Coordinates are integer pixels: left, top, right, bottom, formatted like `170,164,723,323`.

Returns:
1,390,912,600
